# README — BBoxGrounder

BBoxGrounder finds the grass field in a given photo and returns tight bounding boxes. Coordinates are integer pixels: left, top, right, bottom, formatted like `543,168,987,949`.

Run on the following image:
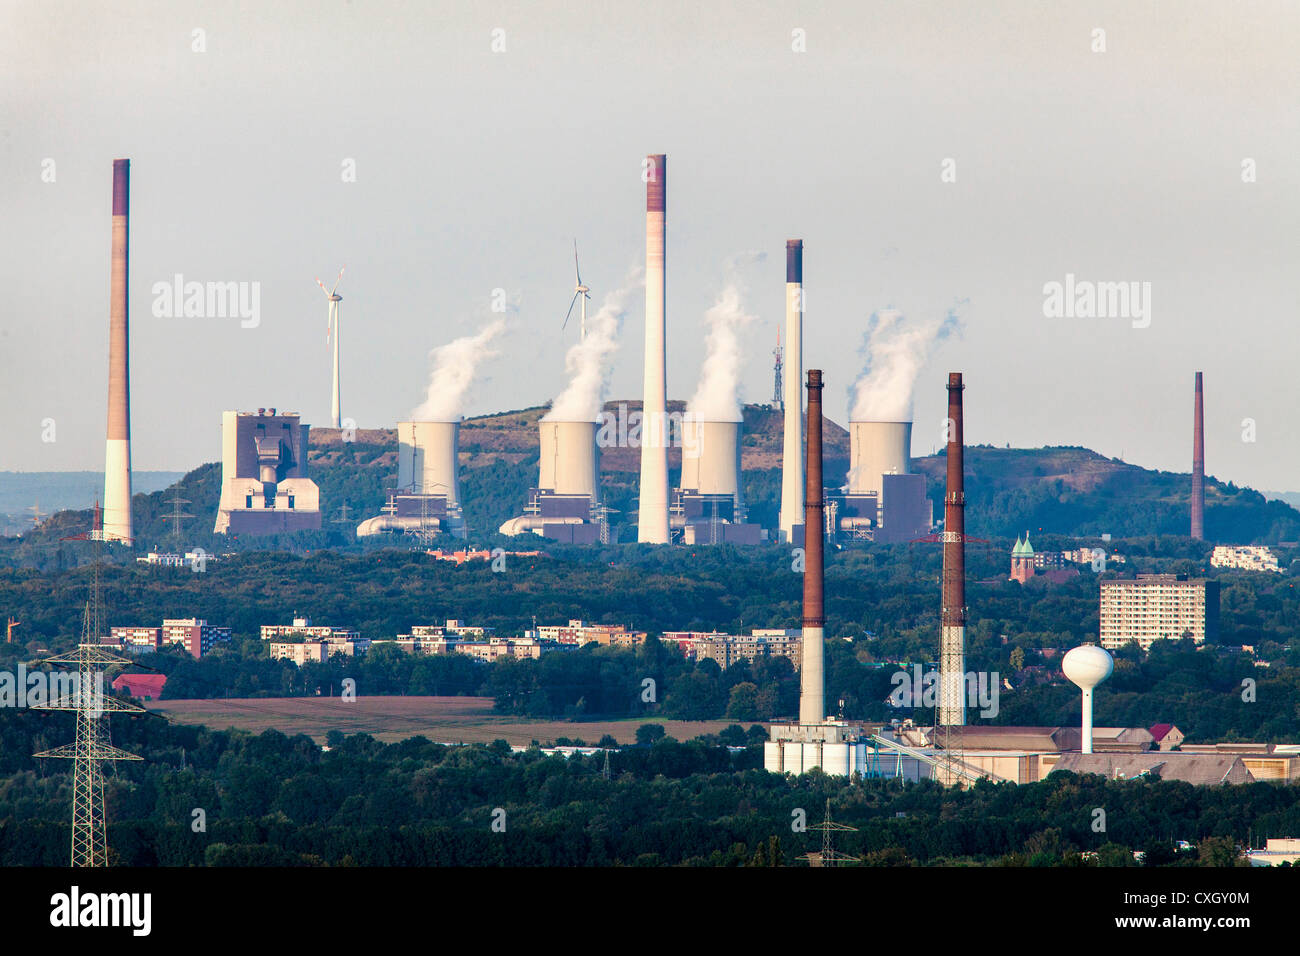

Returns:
148,696,752,746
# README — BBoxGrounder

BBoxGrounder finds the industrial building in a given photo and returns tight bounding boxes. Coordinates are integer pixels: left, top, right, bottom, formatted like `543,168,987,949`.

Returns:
827,420,931,543
357,421,467,539
499,420,606,542
1099,574,1220,650
213,409,321,534
670,419,761,544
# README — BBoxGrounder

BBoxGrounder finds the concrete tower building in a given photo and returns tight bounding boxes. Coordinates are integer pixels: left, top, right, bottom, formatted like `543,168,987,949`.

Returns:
637,153,670,543
214,409,321,534
103,159,133,544
778,240,804,543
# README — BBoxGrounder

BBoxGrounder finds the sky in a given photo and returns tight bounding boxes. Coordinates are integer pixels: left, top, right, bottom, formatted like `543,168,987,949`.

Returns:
2,1,1297,493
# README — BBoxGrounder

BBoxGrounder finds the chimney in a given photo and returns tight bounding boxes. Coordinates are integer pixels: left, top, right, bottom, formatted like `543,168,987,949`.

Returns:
637,153,670,543
1191,371,1205,540
779,239,804,542
103,159,133,544
939,372,966,727
799,369,825,725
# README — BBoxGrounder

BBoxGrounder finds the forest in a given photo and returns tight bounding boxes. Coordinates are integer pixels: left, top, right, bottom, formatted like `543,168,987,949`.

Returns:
0,709,1287,867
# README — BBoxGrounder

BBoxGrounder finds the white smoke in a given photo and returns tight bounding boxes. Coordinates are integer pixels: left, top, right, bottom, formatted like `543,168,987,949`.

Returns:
544,270,642,422
688,276,760,422
849,306,963,422
411,319,507,421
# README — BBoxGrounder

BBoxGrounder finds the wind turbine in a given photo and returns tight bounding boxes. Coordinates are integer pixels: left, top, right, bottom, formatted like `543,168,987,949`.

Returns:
316,267,345,428
562,240,591,340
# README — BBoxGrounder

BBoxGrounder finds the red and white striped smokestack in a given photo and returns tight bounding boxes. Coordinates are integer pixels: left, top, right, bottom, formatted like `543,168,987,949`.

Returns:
103,159,133,544
779,240,804,543
638,154,670,543
939,372,966,727
1191,371,1205,540
799,369,825,725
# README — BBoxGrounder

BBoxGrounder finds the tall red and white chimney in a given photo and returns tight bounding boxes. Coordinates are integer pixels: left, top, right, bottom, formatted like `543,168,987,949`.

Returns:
637,154,670,543
103,159,133,544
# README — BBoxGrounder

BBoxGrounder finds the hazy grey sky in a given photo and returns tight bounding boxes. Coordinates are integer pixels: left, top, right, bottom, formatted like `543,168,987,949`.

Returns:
3,1,1297,492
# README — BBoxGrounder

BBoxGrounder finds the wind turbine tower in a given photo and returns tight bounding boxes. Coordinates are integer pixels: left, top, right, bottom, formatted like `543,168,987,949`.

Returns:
316,267,345,428
563,240,592,340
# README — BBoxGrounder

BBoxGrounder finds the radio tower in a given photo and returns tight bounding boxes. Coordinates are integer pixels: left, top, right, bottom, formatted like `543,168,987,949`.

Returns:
34,502,146,867
772,327,783,410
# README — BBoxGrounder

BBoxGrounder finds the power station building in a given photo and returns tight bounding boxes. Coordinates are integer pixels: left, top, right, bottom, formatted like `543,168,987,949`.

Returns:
213,409,321,534
357,421,467,539
500,420,606,543
828,420,931,543
670,419,761,545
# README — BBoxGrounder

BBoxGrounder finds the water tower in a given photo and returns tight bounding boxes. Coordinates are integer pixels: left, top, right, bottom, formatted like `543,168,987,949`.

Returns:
1062,644,1114,754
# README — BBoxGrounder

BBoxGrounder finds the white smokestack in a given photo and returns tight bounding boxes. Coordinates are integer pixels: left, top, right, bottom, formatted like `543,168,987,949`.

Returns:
103,159,133,544
398,421,461,507
545,276,638,423
778,240,803,543
411,319,506,422
638,153,670,544
849,308,962,422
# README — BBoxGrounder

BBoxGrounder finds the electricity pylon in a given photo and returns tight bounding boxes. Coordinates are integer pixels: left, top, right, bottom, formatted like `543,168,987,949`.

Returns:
798,799,859,867
32,642,144,867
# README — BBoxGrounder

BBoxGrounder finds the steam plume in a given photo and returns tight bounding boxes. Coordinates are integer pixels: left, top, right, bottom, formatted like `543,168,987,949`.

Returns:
849,306,963,421
545,270,642,422
411,319,507,421
689,276,759,422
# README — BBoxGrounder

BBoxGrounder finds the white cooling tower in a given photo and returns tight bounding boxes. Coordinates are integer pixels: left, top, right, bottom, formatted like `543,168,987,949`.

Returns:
687,421,742,498
849,421,912,498
539,420,600,499
398,421,461,506
778,240,804,542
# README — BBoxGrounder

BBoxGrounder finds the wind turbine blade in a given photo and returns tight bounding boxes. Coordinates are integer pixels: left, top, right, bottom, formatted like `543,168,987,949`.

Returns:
573,239,581,286
331,266,346,296
562,291,579,329
316,277,330,296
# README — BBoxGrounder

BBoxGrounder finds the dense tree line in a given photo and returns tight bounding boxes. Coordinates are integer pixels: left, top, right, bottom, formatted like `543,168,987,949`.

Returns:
0,709,1292,867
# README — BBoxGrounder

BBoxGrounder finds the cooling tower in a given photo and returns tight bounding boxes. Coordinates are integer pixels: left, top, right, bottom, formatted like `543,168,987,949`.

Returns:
799,369,825,726
398,421,461,507
1191,372,1205,540
778,240,804,542
637,153,670,543
539,420,600,500
848,421,912,497
691,421,741,498
103,159,133,544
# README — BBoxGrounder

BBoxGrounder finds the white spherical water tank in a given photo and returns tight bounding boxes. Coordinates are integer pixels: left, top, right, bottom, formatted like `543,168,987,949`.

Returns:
1062,644,1113,754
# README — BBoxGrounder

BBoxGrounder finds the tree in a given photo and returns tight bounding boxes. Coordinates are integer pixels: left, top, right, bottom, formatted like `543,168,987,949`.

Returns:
726,682,759,721
635,723,666,746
